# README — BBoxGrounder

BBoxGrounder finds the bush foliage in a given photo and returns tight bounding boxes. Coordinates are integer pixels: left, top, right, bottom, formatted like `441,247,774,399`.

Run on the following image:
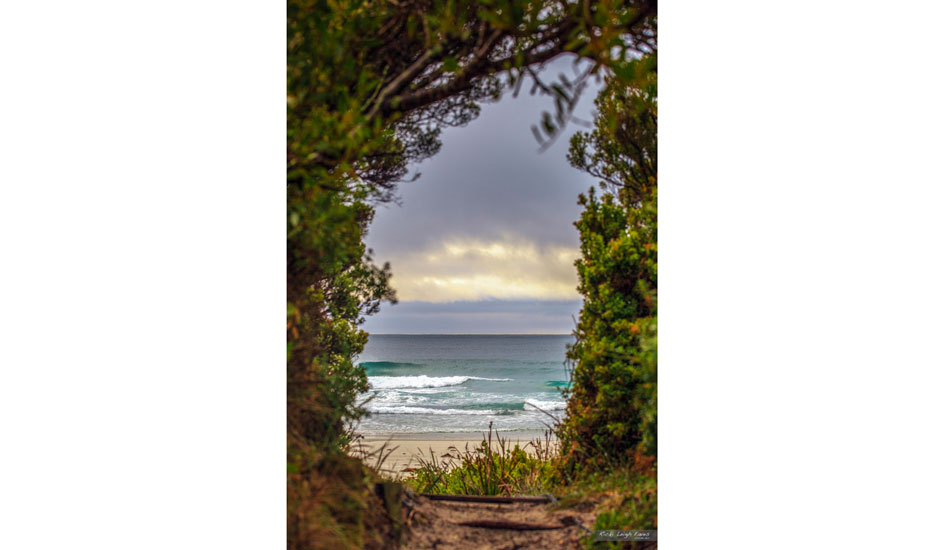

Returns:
557,53,658,532
559,187,657,472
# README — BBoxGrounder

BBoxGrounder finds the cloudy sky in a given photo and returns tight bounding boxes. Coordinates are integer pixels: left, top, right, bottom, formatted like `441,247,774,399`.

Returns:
362,56,603,334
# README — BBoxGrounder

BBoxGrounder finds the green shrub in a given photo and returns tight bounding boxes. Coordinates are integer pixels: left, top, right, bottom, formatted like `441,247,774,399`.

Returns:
559,58,658,480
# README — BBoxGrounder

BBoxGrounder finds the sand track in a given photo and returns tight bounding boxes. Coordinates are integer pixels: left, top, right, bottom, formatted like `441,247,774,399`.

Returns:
402,493,594,550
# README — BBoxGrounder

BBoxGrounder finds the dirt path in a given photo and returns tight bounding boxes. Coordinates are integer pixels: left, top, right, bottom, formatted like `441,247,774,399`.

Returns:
401,493,596,550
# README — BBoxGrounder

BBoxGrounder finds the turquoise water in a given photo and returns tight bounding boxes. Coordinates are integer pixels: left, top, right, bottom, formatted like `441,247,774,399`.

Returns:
355,334,573,434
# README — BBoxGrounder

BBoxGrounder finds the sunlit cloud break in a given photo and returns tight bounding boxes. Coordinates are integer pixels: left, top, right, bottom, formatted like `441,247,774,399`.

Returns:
387,238,580,302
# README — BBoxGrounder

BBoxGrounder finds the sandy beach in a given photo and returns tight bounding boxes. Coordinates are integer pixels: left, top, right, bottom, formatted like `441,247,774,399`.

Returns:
351,431,550,478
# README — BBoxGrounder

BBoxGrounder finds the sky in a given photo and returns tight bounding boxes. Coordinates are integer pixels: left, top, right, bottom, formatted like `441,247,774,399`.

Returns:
361,56,603,334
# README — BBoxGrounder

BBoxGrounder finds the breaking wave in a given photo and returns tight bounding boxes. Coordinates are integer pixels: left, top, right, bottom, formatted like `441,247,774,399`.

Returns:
523,398,567,411
368,375,512,390
367,406,499,415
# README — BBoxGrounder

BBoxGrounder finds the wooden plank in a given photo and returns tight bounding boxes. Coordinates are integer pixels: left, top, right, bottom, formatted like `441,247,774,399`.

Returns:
418,494,553,504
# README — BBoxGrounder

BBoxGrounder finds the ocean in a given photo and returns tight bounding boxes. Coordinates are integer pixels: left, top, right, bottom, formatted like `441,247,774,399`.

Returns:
355,334,573,435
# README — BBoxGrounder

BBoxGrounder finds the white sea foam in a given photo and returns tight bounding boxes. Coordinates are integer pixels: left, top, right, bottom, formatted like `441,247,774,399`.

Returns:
368,375,512,390
523,398,567,411
367,406,498,415
365,390,426,405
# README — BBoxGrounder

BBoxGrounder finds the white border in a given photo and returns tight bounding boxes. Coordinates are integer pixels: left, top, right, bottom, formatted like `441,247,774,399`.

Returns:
661,1,950,548
0,1,286,548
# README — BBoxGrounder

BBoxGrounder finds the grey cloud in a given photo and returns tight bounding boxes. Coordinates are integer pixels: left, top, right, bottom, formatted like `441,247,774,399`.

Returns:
362,56,601,332
360,299,583,334
366,56,604,258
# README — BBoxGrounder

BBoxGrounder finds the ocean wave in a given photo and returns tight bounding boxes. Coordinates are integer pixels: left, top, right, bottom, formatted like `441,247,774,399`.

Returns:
386,387,457,395
362,391,427,405
523,398,567,411
368,406,498,415
360,361,421,368
360,361,422,374
368,375,512,389
464,402,527,411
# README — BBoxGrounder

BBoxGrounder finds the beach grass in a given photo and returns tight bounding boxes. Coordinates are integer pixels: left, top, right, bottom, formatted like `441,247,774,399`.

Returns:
397,422,559,495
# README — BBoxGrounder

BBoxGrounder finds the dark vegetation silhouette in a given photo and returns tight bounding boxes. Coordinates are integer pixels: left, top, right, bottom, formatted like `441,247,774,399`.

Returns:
287,1,656,547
